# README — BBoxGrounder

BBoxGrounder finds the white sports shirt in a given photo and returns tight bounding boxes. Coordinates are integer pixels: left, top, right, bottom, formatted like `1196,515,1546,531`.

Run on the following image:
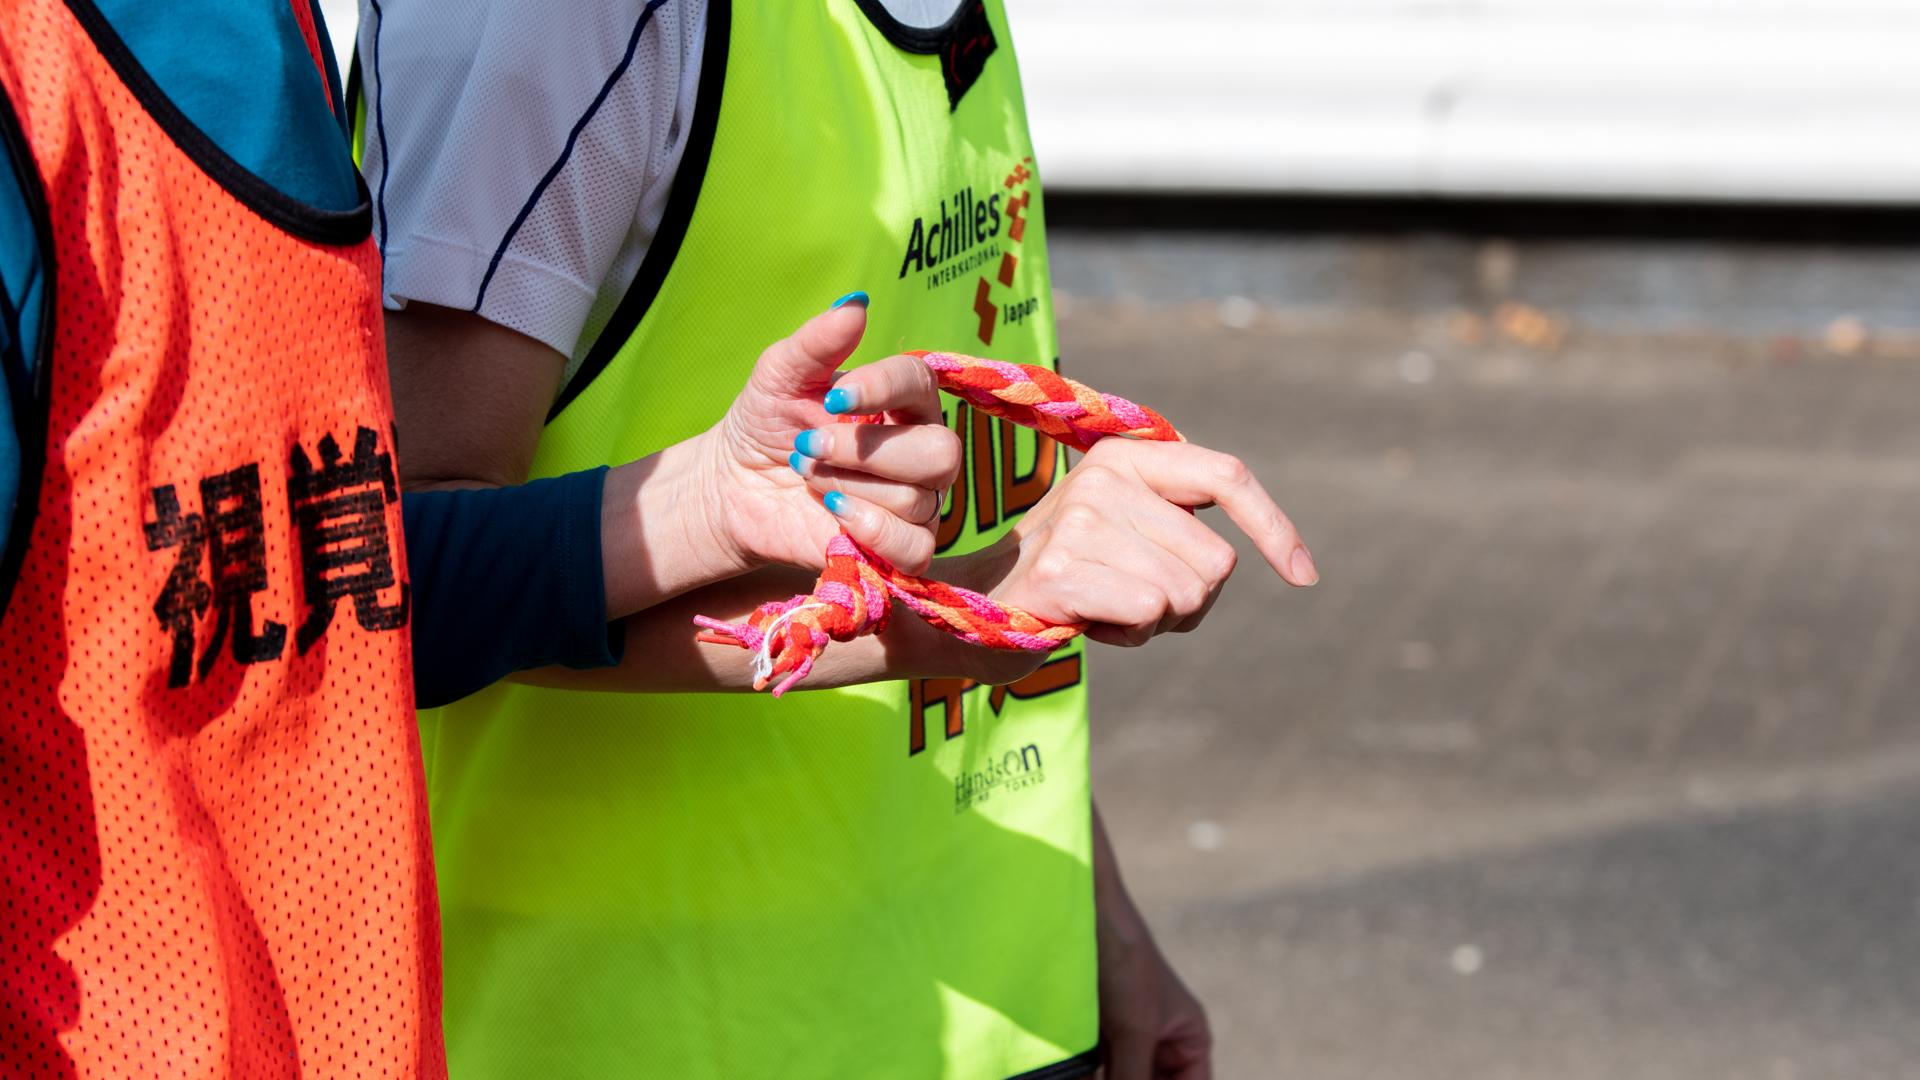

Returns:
359,0,966,370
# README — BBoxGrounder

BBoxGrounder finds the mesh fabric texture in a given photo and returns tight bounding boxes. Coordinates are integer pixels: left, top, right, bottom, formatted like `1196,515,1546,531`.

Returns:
0,3,442,1076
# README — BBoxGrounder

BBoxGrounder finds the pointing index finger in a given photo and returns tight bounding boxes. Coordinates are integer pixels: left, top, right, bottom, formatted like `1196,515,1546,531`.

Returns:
1120,441,1319,587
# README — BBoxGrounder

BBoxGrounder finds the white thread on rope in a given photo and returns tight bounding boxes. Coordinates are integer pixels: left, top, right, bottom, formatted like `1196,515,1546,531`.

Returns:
751,603,831,684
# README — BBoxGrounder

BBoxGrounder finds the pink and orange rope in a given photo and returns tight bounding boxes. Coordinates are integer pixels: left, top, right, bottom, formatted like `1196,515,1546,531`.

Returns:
695,351,1184,696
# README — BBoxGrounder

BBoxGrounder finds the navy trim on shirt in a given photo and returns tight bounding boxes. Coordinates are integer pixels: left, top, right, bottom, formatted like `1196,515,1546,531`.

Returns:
472,0,670,314
548,0,730,420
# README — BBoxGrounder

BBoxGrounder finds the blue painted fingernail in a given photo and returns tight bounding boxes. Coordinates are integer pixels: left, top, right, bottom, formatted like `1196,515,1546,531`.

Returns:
824,491,852,517
793,429,830,457
789,450,810,475
823,386,860,415
830,291,869,310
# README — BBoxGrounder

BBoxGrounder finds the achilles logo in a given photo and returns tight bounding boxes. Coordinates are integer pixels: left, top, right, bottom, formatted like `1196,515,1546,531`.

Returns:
899,185,1003,281
894,156,1040,346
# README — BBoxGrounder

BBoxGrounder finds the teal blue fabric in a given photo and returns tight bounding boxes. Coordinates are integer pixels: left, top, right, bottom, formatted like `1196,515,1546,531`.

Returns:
93,0,360,212
0,117,44,560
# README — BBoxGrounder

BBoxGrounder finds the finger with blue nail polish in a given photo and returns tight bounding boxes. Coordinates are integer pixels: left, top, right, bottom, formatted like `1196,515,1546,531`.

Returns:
816,350,943,427
823,386,861,415
818,488,934,575
793,428,831,458
794,452,944,521
789,395,959,490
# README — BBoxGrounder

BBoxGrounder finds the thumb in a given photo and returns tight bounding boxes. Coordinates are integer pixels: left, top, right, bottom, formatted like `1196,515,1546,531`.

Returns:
748,293,871,402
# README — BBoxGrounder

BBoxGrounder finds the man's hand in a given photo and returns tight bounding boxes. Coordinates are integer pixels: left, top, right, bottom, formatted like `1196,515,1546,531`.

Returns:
945,436,1316,649
1094,806,1212,1080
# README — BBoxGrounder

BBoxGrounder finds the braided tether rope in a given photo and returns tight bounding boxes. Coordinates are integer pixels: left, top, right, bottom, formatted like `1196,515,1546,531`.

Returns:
694,351,1186,696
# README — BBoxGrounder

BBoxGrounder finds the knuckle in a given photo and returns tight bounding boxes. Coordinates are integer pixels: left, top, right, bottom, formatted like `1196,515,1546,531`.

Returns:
1203,538,1238,583
1071,463,1121,493
913,358,942,398
1174,579,1209,614
884,355,935,404
1206,453,1251,489
1055,503,1105,535
845,500,879,534
898,535,933,576
1031,547,1079,587
883,365,915,405
931,428,963,480
1119,588,1163,625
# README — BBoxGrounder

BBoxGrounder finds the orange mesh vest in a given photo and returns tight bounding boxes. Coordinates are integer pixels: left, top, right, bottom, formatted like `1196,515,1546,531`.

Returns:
0,2,443,1077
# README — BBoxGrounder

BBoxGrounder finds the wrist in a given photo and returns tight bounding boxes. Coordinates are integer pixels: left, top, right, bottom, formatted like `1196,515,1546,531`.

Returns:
929,538,1020,598
603,438,758,617
871,588,1046,686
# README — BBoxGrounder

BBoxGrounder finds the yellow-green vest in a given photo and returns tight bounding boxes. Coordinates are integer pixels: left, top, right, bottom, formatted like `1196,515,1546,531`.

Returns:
408,3,1097,1077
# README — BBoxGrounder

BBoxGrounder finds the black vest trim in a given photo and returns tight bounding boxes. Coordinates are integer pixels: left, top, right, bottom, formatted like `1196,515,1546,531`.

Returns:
851,0,997,110
0,82,56,621
62,0,374,246
547,0,732,422
1004,1045,1101,1080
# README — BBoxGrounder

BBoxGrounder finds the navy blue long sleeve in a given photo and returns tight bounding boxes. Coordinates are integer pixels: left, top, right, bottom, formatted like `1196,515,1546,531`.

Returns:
402,467,623,708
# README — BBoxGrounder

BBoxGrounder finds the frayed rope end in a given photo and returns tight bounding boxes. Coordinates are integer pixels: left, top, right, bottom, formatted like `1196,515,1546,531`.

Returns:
693,599,832,697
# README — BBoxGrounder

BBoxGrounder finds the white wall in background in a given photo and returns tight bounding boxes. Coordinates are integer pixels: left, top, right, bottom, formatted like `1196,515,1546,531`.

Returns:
1008,0,1920,203
317,0,359,79
313,1,1920,204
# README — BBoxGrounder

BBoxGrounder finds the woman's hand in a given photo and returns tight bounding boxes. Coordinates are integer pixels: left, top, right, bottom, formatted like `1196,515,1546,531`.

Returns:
602,295,960,616
938,437,1317,651
701,295,960,577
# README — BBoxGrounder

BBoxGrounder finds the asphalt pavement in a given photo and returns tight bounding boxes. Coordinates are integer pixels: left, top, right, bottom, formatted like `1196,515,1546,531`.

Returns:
1054,231,1920,1080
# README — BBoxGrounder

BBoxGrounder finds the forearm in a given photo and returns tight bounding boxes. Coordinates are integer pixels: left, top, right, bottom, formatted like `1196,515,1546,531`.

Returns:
404,474,623,708
1093,802,1154,951
1092,799,1215,1080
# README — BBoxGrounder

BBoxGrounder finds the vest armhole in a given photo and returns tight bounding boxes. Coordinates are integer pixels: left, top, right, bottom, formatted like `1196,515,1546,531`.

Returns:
849,0,970,55
61,0,373,246
0,82,55,622
546,0,732,423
